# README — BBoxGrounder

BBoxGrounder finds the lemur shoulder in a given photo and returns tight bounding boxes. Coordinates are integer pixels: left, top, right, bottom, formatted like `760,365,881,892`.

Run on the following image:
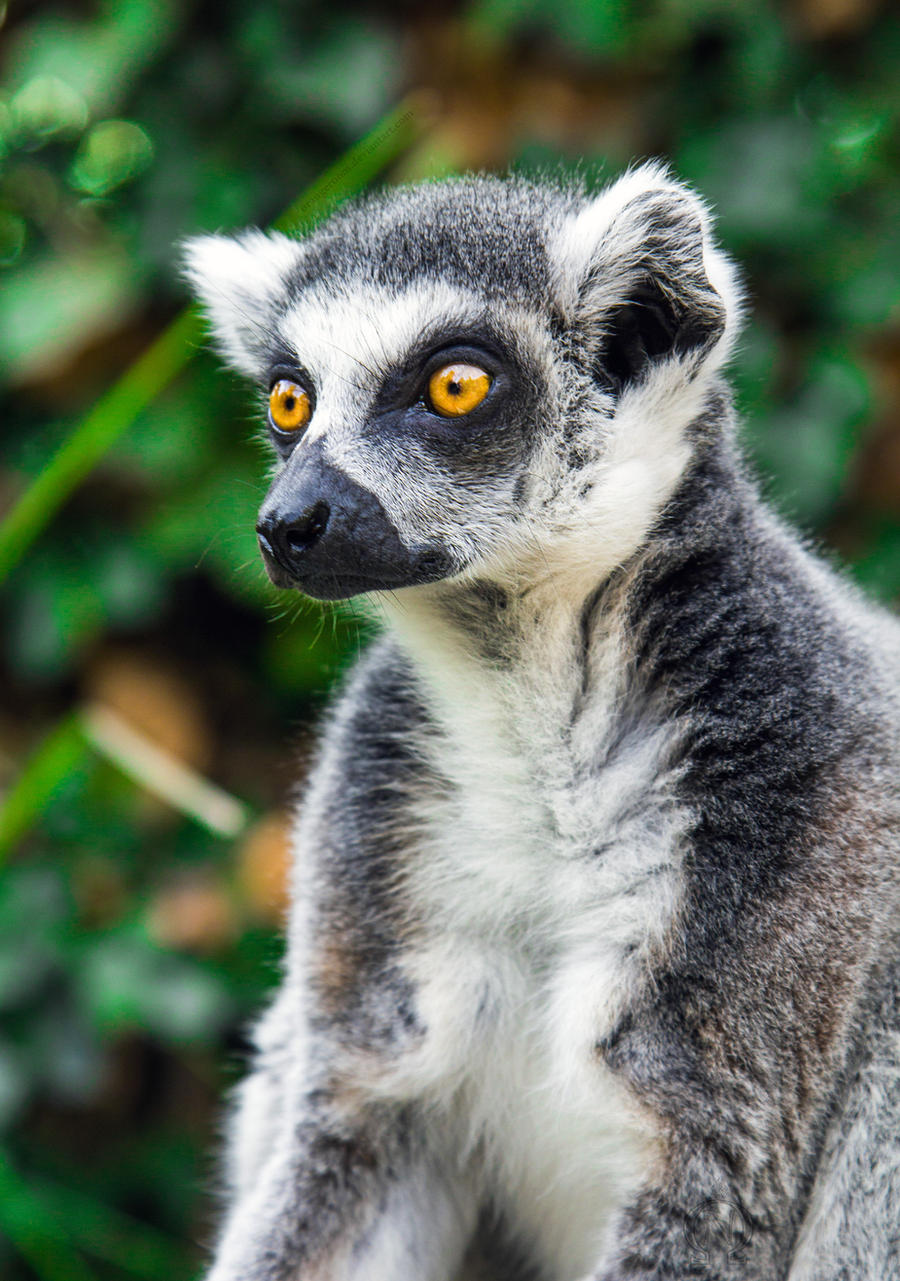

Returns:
185,164,900,1281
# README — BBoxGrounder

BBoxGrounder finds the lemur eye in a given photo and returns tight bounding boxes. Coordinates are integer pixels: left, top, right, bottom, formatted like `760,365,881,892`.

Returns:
427,363,491,417
269,379,311,433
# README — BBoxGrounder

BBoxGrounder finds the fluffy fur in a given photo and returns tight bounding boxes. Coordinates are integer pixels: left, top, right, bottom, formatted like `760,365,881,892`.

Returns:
185,165,900,1280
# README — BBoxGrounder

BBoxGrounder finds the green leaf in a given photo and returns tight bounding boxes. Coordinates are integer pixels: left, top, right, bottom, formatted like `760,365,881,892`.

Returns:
0,1148,101,1281
0,96,426,584
0,716,89,866
3,0,178,119
255,21,401,134
70,119,154,195
0,246,145,383
22,1176,190,1280
747,355,870,527
78,932,233,1045
0,1044,29,1129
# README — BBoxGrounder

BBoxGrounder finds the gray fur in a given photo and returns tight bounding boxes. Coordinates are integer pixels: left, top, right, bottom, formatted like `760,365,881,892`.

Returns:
185,165,900,1281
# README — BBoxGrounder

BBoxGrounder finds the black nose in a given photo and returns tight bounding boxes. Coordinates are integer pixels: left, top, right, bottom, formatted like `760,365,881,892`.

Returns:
255,450,454,600
257,501,330,574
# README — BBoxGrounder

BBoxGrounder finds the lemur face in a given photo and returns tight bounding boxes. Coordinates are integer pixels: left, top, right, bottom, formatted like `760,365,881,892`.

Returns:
250,284,550,599
185,168,739,600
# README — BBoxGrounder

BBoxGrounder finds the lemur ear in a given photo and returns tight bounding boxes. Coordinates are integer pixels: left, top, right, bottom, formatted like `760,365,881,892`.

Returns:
554,165,741,393
181,230,304,377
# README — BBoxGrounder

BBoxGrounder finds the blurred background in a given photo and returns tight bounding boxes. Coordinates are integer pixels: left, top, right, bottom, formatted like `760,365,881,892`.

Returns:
0,0,898,1277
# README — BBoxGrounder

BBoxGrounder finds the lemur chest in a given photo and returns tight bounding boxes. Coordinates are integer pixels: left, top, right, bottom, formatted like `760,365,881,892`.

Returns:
397,711,684,1278
451,940,661,1280
408,689,686,973
402,901,665,1280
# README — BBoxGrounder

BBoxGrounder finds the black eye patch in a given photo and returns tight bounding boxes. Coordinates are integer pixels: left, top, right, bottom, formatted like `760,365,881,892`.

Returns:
370,324,511,418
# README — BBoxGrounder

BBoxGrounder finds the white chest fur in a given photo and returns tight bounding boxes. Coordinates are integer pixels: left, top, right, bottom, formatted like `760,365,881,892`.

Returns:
447,943,660,1281
370,591,688,1279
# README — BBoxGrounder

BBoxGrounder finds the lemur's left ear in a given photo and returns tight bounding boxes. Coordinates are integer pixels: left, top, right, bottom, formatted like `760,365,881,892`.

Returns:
554,164,742,393
181,230,304,378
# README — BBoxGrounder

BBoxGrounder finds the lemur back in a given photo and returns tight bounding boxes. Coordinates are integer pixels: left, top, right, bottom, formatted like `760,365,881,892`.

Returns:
185,165,900,1281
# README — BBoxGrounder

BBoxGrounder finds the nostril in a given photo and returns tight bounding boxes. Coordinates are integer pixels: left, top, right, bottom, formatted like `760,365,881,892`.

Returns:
285,501,330,554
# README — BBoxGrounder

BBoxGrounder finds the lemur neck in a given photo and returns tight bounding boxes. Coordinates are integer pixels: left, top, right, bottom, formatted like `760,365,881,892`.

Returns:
377,431,749,762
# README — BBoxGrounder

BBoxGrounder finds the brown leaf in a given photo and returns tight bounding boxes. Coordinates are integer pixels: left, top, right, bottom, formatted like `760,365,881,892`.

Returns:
236,811,293,926
147,872,238,953
85,649,211,772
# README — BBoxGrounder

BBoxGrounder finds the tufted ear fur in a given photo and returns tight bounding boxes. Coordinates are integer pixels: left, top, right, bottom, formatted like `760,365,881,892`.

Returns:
181,230,304,377
553,164,742,393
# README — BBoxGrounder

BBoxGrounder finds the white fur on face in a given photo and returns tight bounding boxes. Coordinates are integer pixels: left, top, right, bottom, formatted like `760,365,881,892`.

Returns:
185,164,744,602
267,280,561,569
181,230,305,376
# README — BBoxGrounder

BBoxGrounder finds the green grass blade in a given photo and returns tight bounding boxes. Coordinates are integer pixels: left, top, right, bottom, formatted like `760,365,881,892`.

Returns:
0,310,200,585
273,95,425,233
0,96,427,585
24,1176,191,1280
0,1149,102,1281
0,713,88,867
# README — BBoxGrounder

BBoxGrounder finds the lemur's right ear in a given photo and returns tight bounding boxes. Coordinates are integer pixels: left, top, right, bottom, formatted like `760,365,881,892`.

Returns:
553,164,742,394
181,230,304,378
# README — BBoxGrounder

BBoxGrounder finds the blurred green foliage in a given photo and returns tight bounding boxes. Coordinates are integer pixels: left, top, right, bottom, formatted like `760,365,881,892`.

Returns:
1,0,898,1278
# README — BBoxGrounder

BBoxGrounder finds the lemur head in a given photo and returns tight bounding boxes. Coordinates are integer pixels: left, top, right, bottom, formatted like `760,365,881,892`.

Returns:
184,164,741,602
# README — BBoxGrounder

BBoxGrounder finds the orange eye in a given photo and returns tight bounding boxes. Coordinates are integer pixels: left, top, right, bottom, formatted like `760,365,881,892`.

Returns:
427,363,491,418
269,379,311,433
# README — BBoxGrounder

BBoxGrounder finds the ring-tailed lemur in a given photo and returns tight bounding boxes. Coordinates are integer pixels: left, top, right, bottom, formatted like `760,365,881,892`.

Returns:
185,164,900,1281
